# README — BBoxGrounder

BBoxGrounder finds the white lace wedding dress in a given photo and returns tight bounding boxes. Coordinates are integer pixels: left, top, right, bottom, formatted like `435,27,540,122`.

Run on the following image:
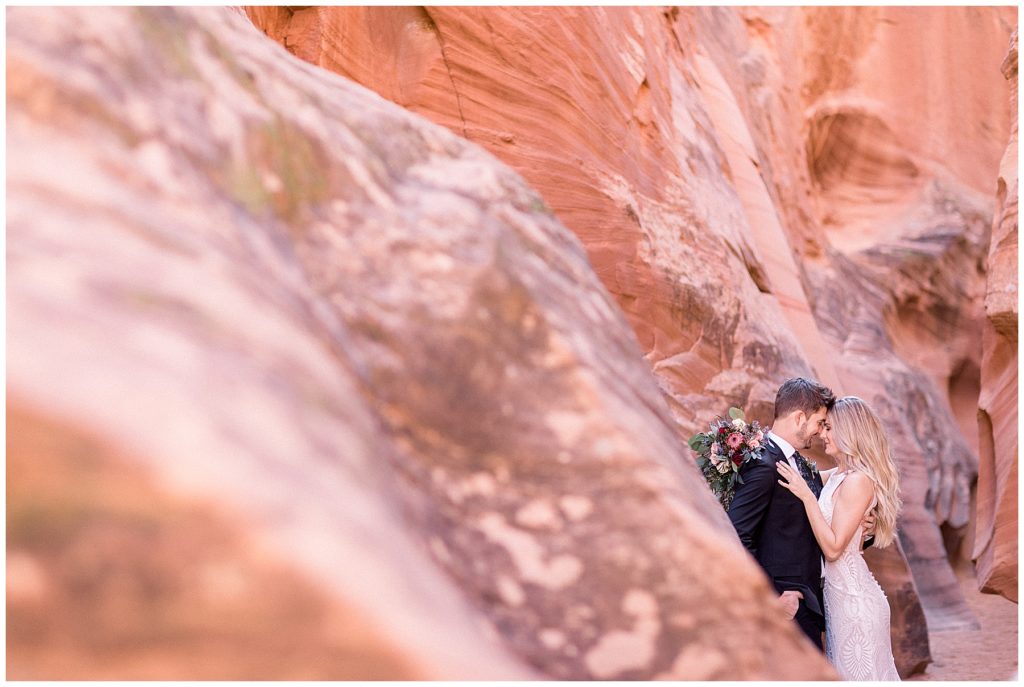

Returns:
818,471,901,681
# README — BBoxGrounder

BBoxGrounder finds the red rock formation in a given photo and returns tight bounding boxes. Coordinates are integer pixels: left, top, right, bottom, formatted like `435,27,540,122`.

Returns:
7,6,834,681
244,5,1014,670
245,7,817,429
974,29,1018,603
696,8,999,638
704,5,1013,633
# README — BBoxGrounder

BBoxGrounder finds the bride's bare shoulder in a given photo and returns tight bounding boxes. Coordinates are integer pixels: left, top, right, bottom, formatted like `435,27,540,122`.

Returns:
836,470,874,501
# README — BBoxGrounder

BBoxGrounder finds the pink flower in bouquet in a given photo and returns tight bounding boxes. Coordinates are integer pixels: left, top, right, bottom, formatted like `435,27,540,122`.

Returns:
726,432,744,450
711,442,720,455
747,437,761,449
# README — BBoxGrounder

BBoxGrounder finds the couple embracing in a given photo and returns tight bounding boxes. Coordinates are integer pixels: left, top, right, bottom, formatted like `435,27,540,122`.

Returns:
728,378,901,681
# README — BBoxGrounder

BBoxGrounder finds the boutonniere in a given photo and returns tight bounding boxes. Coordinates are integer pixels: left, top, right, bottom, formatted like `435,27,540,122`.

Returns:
806,459,820,478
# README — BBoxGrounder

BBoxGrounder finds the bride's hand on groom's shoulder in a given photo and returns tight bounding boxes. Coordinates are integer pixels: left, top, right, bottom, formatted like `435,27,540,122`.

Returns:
776,462,812,503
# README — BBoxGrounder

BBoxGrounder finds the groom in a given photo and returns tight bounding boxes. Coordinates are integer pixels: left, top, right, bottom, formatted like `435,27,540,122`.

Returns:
728,377,834,650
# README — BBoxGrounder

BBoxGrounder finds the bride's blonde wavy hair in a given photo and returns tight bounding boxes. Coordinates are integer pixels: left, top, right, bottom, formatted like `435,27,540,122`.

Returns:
828,396,902,548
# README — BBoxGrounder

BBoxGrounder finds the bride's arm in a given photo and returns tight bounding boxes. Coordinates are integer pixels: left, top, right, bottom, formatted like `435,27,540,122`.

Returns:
776,464,873,561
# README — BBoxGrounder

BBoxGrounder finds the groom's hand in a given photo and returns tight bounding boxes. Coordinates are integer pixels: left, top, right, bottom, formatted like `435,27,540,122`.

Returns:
779,590,803,620
860,511,877,548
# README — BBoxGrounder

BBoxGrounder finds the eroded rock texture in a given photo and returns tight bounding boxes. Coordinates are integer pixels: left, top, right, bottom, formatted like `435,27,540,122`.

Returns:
974,29,1019,603
7,6,834,681
245,4,1016,670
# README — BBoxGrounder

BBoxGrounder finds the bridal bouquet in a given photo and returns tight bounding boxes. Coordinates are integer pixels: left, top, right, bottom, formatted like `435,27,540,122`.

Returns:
688,407,768,509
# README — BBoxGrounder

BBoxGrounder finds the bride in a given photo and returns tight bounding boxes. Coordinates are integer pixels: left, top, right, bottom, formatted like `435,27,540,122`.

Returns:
776,396,901,681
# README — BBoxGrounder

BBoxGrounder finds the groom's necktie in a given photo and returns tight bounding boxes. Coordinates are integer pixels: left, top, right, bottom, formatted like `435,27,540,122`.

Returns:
793,451,822,498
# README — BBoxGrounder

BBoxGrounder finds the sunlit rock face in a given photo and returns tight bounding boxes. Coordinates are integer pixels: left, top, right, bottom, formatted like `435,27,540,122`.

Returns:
7,6,836,681
974,29,1018,604
245,4,1015,671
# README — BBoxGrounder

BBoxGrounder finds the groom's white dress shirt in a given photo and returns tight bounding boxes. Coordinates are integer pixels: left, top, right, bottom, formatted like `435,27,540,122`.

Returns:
769,431,801,473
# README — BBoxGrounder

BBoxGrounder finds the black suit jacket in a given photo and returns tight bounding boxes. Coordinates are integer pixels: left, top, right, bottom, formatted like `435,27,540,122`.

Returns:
728,439,825,629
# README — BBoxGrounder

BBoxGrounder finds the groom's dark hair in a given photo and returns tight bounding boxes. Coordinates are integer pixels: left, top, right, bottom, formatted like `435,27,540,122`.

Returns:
773,377,836,421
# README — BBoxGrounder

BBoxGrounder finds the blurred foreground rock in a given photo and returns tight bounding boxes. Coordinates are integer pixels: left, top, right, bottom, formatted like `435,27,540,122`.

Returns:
7,6,834,680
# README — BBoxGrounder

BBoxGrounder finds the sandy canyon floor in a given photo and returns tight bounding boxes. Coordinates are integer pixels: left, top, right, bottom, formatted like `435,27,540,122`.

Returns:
910,567,1018,681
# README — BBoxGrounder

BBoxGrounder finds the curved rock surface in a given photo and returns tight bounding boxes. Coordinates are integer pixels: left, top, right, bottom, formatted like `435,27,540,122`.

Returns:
974,29,1018,603
245,4,1015,669
7,6,834,681
768,9,1009,634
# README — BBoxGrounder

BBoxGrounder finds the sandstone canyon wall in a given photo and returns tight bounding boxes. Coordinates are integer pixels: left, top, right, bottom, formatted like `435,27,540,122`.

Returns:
7,6,837,680
974,29,1018,603
244,4,1017,674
